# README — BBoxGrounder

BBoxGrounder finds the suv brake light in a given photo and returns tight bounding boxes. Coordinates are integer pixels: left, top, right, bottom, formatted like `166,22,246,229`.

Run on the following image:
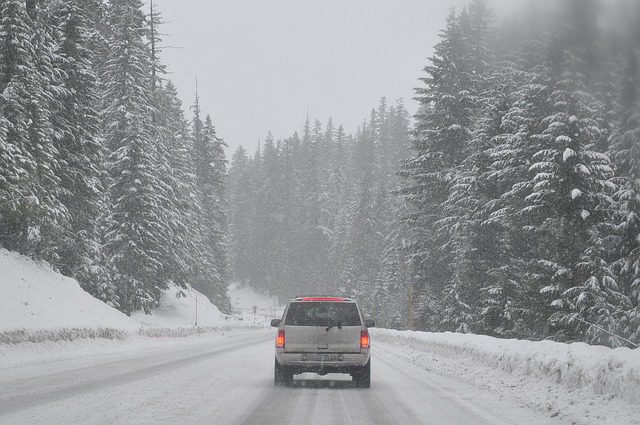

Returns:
301,297,347,302
276,329,285,348
360,330,370,349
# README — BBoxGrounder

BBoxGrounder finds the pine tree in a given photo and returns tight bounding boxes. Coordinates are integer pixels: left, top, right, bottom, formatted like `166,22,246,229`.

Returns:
191,90,229,310
101,0,170,314
524,49,616,341
49,0,107,298
153,81,203,291
435,0,496,333
482,60,554,338
344,122,384,309
228,146,253,286
401,8,475,330
207,115,229,305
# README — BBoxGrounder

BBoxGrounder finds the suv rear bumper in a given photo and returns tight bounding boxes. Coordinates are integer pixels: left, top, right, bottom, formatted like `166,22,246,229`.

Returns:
276,350,369,373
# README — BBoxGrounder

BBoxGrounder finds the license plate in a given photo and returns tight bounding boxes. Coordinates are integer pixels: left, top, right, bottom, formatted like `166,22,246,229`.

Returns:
311,354,340,362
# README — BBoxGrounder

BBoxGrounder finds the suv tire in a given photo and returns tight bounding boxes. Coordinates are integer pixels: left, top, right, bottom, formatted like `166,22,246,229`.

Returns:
353,360,371,388
274,359,291,386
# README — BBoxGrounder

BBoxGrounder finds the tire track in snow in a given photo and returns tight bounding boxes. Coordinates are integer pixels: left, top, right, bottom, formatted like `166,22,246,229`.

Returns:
239,386,301,425
330,389,354,425
238,370,419,425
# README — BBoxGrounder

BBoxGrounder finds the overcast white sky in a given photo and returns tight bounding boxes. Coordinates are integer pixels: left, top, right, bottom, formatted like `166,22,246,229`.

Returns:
152,0,519,154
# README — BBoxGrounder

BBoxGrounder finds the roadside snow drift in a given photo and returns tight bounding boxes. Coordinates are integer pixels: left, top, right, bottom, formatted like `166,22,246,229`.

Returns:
0,249,134,336
131,286,228,328
373,329,640,404
0,249,245,343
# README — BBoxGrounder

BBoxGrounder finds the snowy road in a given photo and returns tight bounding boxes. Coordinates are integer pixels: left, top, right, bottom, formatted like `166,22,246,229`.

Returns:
0,330,566,425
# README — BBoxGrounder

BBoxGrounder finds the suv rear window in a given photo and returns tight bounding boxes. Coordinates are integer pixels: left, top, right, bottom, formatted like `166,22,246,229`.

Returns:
284,302,361,326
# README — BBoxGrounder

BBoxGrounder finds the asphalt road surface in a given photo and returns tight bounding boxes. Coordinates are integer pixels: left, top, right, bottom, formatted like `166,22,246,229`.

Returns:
0,330,562,425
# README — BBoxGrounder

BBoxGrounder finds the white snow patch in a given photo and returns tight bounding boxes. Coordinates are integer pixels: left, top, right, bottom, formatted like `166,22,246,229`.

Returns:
571,188,583,199
550,299,564,308
562,147,576,162
581,209,591,220
575,163,591,176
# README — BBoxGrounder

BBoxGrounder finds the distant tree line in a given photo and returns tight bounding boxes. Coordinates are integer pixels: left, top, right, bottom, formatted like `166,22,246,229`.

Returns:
227,100,412,327
0,0,229,314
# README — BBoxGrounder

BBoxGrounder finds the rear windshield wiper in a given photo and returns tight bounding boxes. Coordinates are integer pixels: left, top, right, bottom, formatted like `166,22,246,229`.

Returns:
325,321,342,331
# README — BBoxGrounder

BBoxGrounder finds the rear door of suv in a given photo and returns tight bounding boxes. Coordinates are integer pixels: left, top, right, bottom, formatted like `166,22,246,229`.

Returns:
283,298,362,354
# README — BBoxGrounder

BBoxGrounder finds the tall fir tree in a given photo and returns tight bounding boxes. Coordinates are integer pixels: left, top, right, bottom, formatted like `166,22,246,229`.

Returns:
101,0,170,314
401,8,475,330
49,0,107,299
191,91,229,311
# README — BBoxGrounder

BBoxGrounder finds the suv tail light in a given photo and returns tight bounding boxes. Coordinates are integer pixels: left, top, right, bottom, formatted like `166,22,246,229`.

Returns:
276,329,285,348
360,329,370,349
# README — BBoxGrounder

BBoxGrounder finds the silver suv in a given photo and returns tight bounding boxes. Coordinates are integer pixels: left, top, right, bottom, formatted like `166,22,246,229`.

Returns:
270,296,375,388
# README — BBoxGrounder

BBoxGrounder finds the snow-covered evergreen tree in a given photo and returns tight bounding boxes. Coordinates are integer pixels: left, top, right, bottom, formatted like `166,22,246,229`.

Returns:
191,92,229,310
481,77,553,337
227,146,253,286
435,0,496,333
101,0,170,314
401,8,475,330
522,24,617,342
153,81,203,292
49,0,106,298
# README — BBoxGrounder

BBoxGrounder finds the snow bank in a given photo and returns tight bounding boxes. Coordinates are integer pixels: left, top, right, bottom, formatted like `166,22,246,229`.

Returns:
0,249,135,339
0,249,253,344
373,329,640,404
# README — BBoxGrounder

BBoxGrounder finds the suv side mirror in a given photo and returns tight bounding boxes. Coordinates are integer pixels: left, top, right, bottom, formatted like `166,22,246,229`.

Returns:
365,319,375,328
270,319,281,327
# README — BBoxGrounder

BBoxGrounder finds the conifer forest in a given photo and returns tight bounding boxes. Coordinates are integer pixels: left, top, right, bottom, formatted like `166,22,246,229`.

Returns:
1,0,639,348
